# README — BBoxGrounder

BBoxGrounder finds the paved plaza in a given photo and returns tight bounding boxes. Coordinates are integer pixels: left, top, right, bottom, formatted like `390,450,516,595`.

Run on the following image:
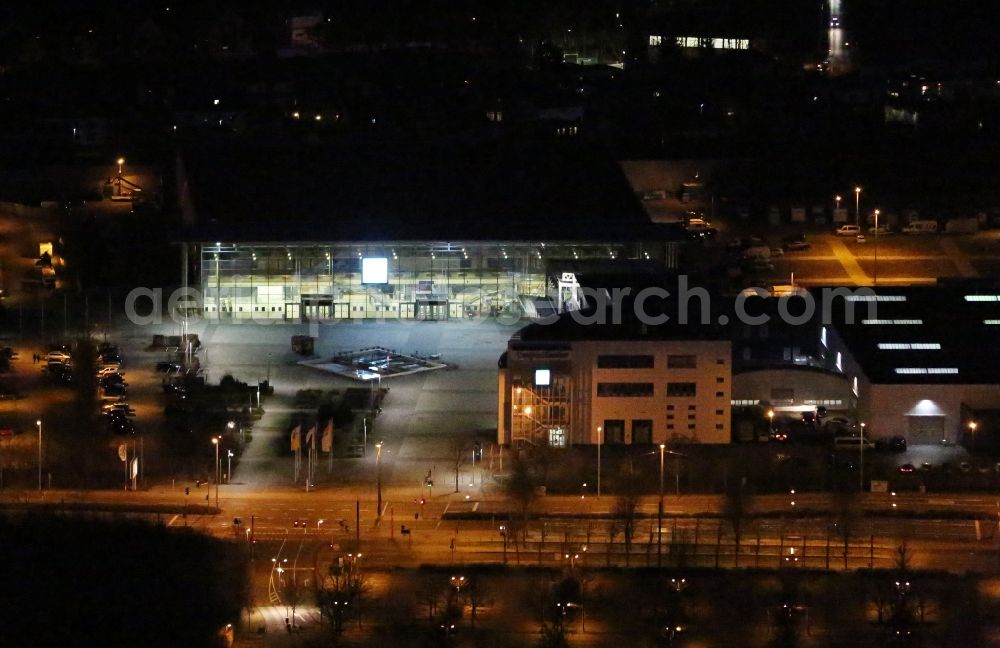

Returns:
138,317,519,492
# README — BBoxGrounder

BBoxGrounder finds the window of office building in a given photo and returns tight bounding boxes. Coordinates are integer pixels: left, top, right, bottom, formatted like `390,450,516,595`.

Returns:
598,355,654,369
667,355,696,369
667,382,697,397
597,382,654,397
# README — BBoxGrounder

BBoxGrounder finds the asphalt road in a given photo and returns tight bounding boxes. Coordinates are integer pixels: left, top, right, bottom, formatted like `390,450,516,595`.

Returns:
9,486,1000,573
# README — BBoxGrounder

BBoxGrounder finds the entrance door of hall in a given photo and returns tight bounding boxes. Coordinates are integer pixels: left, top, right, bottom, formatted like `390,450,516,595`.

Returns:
284,303,300,321
302,304,331,321
908,415,945,445
415,300,448,321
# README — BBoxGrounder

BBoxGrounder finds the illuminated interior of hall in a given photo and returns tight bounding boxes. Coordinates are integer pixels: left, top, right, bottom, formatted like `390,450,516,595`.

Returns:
198,240,665,320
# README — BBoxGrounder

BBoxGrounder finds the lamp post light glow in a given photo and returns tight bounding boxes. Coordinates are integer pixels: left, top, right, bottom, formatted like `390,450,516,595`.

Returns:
117,157,125,175
36,419,42,491
767,409,775,435
212,436,221,507
658,443,666,567
376,441,384,516
596,425,603,498
835,195,842,213
854,187,862,226
859,422,866,492
873,209,881,285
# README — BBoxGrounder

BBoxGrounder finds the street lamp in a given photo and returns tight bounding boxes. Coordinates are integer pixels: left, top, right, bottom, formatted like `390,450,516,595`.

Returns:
36,419,42,491
211,436,220,507
835,195,842,213
596,425,603,498
858,422,866,492
969,421,979,449
767,409,775,435
227,450,234,484
376,441,384,516
658,443,666,567
854,187,862,226
117,157,125,175
873,209,881,285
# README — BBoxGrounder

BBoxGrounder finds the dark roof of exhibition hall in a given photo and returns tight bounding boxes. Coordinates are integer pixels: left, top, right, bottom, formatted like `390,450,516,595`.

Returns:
177,135,680,243
822,283,1000,385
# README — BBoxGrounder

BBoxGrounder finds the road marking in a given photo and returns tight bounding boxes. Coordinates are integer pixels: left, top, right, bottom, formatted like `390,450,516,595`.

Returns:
827,236,870,285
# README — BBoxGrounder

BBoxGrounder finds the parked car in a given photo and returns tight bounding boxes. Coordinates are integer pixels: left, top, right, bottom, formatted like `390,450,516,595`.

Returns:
835,224,861,236
727,236,765,252
102,402,135,417
686,227,718,241
782,234,811,251
743,257,774,272
824,416,851,431
898,463,915,474
47,351,71,363
875,436,907,452
869,225,892,236
901,220,938,234
103,383,127,397
833,436,875,449
101,378,127,391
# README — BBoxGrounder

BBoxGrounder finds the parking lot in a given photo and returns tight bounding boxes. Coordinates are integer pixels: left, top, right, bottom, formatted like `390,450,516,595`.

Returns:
692,215,1000,288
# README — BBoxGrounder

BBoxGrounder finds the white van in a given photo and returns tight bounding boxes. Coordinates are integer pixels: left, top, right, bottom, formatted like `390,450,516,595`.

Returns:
834,436,875,449
835,224,860,236
901,220,938,234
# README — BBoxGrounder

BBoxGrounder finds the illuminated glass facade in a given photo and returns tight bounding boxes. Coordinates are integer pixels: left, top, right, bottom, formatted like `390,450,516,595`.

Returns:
198,240,669,321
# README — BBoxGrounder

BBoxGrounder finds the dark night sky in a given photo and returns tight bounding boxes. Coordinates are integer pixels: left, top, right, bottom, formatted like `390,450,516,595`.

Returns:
0,1,997,67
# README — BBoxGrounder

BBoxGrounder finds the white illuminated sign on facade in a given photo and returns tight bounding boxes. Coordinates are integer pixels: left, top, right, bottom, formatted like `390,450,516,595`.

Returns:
361,257,388,284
